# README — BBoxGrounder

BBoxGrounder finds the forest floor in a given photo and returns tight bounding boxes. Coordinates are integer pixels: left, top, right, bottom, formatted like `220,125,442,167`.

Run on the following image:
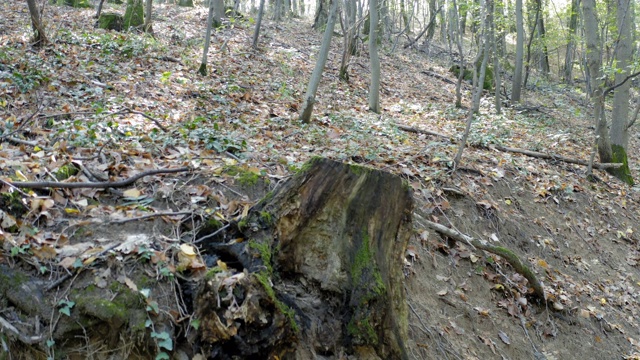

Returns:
2,1,640,359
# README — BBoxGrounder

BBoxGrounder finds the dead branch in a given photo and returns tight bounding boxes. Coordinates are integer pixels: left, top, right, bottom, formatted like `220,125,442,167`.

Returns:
123,107,169,132
421,70,456,86
493,145,622,170
0,314,43,345
424,219,546,301
395,123,452,139
7,167,190,189
109,211,193,224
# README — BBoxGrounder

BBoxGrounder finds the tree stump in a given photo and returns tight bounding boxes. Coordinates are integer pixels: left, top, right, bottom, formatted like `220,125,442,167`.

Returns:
194,157,413,359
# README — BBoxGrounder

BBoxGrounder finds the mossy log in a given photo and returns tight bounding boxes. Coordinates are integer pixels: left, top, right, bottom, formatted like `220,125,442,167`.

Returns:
195,157,413,359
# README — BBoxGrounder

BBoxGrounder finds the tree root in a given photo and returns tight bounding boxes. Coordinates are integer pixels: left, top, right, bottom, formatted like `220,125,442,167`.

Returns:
424,220,546,301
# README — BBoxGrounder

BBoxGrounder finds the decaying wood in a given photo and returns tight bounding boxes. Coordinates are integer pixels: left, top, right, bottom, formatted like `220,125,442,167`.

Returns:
394,123,622,170
493,145,622,170
195,157,413,359
6,167,190,189
395,123,452,139
424,219,546,301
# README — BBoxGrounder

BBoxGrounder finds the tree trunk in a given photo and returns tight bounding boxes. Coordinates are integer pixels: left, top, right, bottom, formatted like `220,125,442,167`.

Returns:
339,0,357,81
368,0,381,112
609,0,634,184
124,0,144,29
252,0,266,48
535,0,549,75
582,0,612,164
213,0,224,27
198,0,216,75
489,0,501,114
511,0,524,102
313,0,329,30
563,0,579,83
144,0,153,33
26,0,48,46
195,158,412,359
299,0,338,122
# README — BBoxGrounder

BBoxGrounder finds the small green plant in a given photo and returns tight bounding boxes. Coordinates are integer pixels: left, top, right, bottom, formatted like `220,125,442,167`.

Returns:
57,300,75,316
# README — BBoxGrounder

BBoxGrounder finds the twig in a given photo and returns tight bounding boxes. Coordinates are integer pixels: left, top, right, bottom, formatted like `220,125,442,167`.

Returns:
0,179,30,197
193,224,230,244
109,211,193,224
46,243,120,292
0,314,43,345
123,107,169,133
7,167,190,189
0,108,39,140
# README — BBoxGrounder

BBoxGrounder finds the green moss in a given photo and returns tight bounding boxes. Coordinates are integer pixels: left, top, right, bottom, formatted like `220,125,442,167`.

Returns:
609,144,634,185
238,171,260,186
259,211,273,225
123,0,144,29
249,240,273,274
205,266,224,280
254,271,299,332
347,316,378,344
449,64,493,90
349,164,371,176
347,229,385,345
237,218,248,230
206,217,224,230
98,13,124,31
55,164,79,180
351,230,385,301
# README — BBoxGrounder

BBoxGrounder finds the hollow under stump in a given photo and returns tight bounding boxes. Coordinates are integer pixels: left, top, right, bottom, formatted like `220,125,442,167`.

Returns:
194,157,414,359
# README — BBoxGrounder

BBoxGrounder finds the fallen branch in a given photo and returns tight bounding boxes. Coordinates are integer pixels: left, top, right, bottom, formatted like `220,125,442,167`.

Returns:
424,219,546,301
394,123,452,139
0,315,43,345
493,145,622,170
7,167,190,189
123,107,169,133
109,211,193,224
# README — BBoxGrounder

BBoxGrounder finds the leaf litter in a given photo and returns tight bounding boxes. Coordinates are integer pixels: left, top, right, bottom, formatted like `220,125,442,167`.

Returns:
0,1,640,359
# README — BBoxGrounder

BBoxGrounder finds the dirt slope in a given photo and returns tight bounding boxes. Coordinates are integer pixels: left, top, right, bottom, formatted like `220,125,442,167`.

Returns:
1,2,640,359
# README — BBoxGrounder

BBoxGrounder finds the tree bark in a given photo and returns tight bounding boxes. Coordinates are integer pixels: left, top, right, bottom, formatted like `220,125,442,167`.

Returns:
563,0,580,83
368,0,381,113
26,0,48,46
608,0,634,184
582,0,612,164
251,0,266,48
198,0,216,75
195,158,413,359
511,0,524,102
299,0,338,122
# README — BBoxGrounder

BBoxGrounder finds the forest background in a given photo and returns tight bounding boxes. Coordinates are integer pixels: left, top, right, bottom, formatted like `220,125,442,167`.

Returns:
2,0,640,358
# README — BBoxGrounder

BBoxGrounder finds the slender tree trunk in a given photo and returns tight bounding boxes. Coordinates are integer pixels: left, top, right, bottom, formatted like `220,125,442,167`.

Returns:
198,0,216,76
95,0,106,18
252,0,266,48
609,0,634,184
582,0,612,164
213,0,224,27
451,0,464,107
144,0,153,33
368,0,381,112
511,0,524,102
299,0,338,122
26,0,48,46
489,0,500,113
535,0,549,75
563,0,579,83
339,0,357,81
